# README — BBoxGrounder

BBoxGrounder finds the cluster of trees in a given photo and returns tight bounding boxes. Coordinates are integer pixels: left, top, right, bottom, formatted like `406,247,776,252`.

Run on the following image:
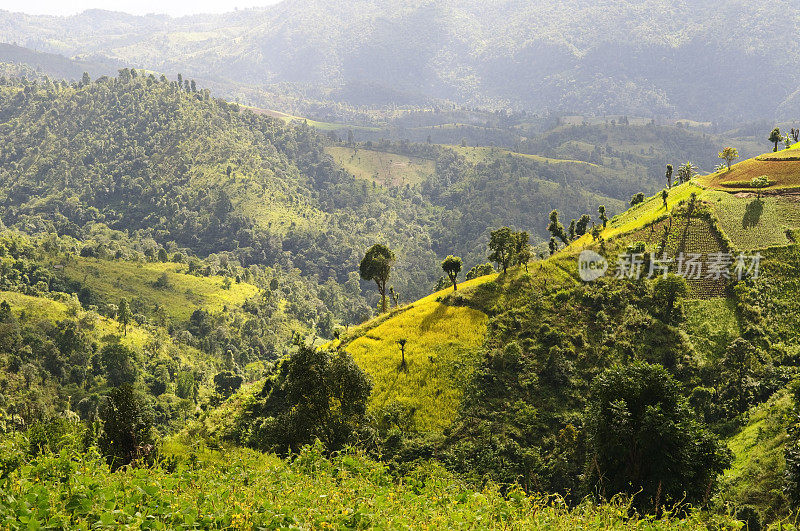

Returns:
236,346,372,455
546,207,608,253
488,227,531,273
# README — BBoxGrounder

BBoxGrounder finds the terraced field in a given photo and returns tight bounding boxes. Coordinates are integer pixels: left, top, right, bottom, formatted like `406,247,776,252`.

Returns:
626,214,729,298
325,146,436,187
706,190,800,250
701,148,800,192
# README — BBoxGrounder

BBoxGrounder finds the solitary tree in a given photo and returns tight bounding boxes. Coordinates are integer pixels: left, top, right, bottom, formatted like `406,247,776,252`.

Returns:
677,161,698,184
100,384,155,470
630,192,645,206
118,298,133,336
359,244,395,313
598,205,609,228
568,219,577,240
661,189,668,209
751,175,769,198
547,210,569,244
441,255,462,291
769,127,782,152
515,231,532,271
576,214,592,237
549,237,557,256
101,340,137,387
665,164,673,189
718,147,739,171
488,227,516,274
397,339,407,370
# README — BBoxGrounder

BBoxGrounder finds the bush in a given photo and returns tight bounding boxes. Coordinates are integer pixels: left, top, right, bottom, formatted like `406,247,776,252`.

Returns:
584,362,731,513
238,346,372,455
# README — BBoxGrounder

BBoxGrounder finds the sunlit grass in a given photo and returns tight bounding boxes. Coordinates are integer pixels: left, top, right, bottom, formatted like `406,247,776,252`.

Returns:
325,146,436,186
327,274,496,431
63,257,259,323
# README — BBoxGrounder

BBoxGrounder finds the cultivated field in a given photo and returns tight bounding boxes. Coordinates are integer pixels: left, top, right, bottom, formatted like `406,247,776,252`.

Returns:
325,146,436,187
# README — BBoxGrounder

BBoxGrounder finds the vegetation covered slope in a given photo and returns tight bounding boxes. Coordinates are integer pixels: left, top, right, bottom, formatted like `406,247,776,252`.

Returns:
328,275,494,431
60,256,258,324
313,146,800,525
0,432,739,529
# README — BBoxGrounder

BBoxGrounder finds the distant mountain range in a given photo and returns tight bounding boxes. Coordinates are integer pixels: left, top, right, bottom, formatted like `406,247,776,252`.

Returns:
1,1,799,122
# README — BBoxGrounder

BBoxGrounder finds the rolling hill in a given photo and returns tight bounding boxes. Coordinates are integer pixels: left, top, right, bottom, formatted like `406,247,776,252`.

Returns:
310,145,800,524
1,1,800,121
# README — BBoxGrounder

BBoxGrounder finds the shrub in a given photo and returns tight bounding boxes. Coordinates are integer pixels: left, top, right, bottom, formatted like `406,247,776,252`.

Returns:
238,346,372,455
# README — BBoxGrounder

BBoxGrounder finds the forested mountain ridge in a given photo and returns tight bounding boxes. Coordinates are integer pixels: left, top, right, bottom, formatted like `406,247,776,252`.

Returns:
0,71,663,305
0,71,449,303
1,0,798,121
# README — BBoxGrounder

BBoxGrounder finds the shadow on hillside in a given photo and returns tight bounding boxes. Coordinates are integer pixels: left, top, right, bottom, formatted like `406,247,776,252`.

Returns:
419,302,449,332
743,199,764,229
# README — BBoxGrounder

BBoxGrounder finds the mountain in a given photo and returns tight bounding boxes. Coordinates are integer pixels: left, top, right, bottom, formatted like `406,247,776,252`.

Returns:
1,1,799,121
0,42,799,525
0,42,118,81
0,70,691,306
300,143,800,523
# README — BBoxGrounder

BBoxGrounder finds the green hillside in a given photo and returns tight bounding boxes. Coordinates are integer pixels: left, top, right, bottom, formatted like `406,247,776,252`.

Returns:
328,275,494,431
309,147,800,525
2,64,800,528
61,257,259,323
325,145,436,187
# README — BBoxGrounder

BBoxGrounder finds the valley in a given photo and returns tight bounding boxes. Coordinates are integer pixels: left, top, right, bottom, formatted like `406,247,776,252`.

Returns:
0,2,800,527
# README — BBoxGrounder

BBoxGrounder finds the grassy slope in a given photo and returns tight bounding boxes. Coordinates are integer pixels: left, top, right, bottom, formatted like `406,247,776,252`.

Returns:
446,145,599,167
189,163,325,234
721,390,792,522
325,146,436,187
325,255,580,432
327,275,495,431
61,257,259,323
0,290,208,368
683,298,740,361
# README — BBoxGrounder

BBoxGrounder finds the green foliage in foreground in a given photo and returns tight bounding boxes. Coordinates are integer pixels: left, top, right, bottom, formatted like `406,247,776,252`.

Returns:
0,432,740,529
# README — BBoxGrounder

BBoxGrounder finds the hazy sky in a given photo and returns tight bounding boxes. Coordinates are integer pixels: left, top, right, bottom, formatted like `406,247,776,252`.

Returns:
0,0,283,17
